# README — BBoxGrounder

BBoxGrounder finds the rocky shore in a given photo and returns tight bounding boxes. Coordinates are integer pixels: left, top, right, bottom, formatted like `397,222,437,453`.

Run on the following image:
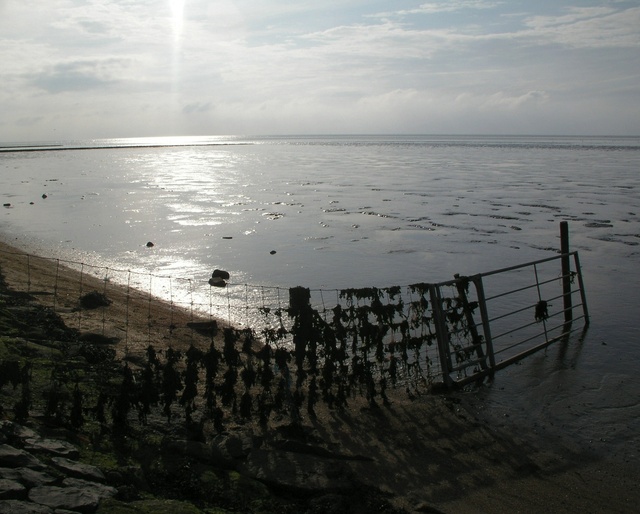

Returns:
0,271,410,513
0,420,118,513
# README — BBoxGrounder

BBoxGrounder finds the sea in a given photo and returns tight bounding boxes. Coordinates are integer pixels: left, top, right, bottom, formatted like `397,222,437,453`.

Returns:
1,134,639,463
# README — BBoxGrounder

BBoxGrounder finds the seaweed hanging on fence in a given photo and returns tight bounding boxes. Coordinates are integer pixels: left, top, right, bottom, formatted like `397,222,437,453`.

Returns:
13,362,32,423
136,345,162,425
203,341,222,412
69,382,84,430
161,348,183,422
112,364,135,432
535,300,549,322
1,280,455,436
180,345,203,424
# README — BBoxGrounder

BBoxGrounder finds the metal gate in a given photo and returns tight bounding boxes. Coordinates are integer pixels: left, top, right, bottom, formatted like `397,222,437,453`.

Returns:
429,251,589,387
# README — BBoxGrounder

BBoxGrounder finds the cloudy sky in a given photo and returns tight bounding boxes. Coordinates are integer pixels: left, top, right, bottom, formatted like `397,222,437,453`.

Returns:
1,0,639,141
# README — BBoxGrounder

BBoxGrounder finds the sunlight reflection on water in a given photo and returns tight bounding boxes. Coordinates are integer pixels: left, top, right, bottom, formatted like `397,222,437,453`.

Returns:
1,135,639,457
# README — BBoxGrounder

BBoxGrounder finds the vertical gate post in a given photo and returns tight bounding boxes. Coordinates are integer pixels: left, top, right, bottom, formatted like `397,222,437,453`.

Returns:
429,284,454,388
573,252,590,325
560,221,573,324
472,275,496,373
453,274,487,371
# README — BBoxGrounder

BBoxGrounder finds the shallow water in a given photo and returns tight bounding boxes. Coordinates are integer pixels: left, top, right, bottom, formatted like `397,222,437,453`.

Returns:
2,134,639,459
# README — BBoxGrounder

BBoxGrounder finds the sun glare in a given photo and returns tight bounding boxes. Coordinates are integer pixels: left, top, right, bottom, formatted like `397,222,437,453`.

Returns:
169,0,185,38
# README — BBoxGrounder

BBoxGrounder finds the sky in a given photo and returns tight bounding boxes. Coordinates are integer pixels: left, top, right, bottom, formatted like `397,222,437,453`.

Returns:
1,0,639,141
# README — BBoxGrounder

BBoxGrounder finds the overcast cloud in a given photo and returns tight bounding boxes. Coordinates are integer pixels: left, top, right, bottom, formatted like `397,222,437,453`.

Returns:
1,0,638,140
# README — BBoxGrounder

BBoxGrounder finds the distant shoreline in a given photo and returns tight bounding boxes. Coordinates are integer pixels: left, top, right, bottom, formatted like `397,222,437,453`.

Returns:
0,142,253,153
2,134,638,154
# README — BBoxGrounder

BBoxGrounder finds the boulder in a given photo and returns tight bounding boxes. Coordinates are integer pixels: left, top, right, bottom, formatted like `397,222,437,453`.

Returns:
28,485,99,513
61,478,117,500
23,439,79,460
50,458,105,483
0,499,53,513
0,422,38,442
0,446,46,470
0,478,26,500
79,291,111,309
211,269,230,280
0,467,56,488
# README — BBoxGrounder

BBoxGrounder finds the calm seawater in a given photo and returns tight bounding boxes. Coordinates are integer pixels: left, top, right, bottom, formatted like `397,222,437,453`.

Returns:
2,134,640,458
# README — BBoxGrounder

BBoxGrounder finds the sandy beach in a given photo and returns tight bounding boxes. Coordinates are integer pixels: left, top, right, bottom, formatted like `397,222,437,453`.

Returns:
1,237,639,513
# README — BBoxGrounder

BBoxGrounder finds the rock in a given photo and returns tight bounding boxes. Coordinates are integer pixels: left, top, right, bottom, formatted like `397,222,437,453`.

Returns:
96,497,203,513
61,478,117,500
208,277,226,287
0,468,56,488
77,292,110,310
0,499,53,513
209,269,230,287
0,446,46,470
28,485,100,513
23,439,80,460
0,422,39,442
50,458,105,483
211,269,230,280
79,291,111,309
0,479,26,500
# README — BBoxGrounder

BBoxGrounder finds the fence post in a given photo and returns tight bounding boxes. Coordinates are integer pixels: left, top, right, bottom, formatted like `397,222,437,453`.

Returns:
289,287,313,379
429,284,454,388
560,221,573,324
472,276,496,372
573,252,590,326
453,274,487,371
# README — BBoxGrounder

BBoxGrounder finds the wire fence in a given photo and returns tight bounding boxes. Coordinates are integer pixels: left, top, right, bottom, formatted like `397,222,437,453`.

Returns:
0,241,589,432
0,244,589,385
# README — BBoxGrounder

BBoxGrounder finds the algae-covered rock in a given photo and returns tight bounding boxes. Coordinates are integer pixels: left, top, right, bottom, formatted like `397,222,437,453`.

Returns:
79,291,112,310
96,497,208,513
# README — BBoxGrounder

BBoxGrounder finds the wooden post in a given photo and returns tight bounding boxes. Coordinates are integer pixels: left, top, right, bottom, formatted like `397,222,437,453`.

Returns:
560,221,573,324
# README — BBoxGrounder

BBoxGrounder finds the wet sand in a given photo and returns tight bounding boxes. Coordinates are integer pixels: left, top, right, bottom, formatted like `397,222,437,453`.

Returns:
1,237,639,513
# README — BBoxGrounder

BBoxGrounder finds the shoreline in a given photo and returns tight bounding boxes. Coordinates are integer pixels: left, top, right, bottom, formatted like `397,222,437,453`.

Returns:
0,238,226,359
1,237,639,513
